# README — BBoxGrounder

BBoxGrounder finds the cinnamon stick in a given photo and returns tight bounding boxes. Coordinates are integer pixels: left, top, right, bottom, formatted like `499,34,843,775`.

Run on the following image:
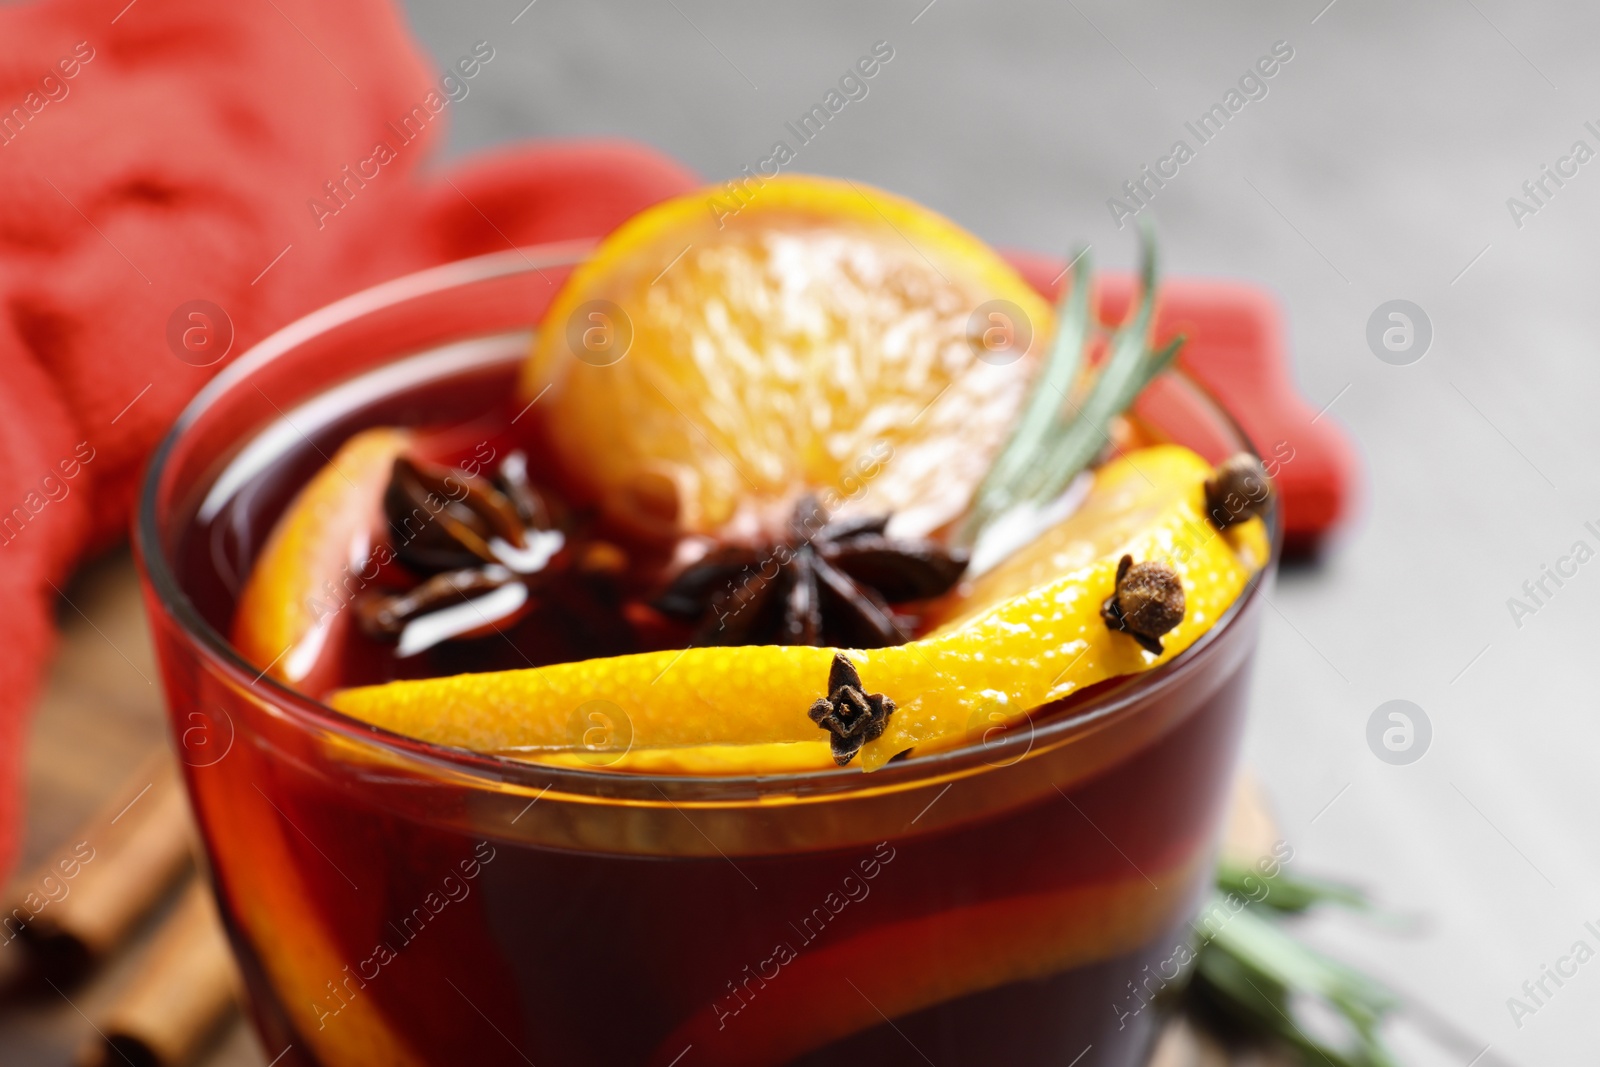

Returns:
4,755,192,984
76,877,241,1067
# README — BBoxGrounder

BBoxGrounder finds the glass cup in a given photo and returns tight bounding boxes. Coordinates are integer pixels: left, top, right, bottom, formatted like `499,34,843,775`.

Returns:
134,243,1278,1067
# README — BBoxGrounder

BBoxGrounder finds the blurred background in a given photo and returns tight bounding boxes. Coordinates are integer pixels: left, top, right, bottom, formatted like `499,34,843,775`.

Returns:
7,0,1597,1063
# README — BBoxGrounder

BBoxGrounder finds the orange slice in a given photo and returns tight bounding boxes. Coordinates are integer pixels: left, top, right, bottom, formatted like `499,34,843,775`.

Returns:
232,427,410,691
190,759,423,1065
520,174,1054,540
329,446,1266,771
647,851,1205,1066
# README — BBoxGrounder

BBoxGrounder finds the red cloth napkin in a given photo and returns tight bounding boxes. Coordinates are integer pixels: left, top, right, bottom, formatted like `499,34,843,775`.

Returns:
0,0,697,880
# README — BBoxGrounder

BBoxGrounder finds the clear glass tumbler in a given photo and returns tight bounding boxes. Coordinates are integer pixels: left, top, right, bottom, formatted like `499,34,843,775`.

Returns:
134,243,1277,1067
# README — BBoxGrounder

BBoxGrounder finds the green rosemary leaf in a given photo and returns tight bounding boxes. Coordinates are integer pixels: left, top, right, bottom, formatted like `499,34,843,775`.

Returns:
963,219,1185,564
1196,897,1403,1067
1191,941,1297,1037
1146,333,1185,379
1012,221,1162,505
1214,861,1369,915
1196,952,1383,1067
1209,903,1398,1014
963,244,1094,539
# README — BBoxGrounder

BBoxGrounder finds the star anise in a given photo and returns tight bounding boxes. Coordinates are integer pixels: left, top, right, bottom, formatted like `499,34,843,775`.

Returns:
355,565,521,638
384,453,559,574
808,653,896,766
654,497,969,648
357,450,570,652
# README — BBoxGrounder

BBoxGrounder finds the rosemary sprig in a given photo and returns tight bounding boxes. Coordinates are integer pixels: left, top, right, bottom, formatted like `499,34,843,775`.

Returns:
964,242,1093,533
961,218,1184,561
1214,859,1370,915
1193,869,1405,1067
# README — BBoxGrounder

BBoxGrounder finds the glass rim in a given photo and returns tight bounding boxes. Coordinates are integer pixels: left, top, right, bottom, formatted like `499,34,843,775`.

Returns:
134,241,1281,803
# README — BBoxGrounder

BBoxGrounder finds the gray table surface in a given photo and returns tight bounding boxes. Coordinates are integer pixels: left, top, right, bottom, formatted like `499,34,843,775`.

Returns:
8,1,1596,1064
397,1,1592,1062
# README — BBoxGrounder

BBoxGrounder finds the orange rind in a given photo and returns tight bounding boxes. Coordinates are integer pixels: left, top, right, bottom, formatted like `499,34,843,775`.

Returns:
233,428,411,691
328,446,1265,771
